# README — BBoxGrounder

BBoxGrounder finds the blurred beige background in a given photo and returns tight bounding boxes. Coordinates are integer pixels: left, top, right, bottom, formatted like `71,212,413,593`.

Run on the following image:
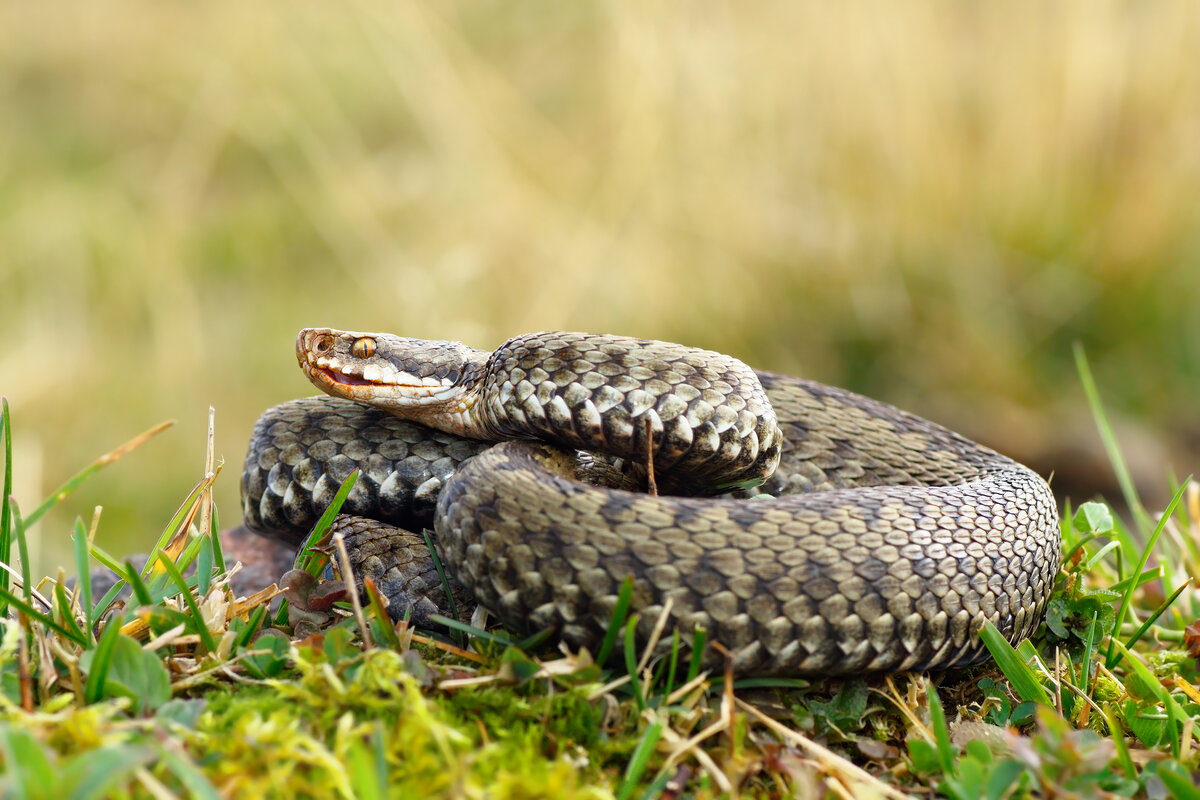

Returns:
2,1,1198,576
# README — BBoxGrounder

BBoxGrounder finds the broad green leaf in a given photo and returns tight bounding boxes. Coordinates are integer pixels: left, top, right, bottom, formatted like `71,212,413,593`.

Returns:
59,744,153,800
157,698,207,730
155,745,223,800
239,633,291,679
984,759,1028,800
809,682,868,736
81,632,170,714
0,725,56,797
1121,699,1166,748
499,646,542,683
906,739,939,773
1072,502,1114,534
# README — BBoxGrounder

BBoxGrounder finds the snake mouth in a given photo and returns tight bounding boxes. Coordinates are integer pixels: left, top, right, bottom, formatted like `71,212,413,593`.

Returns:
313,365,441,397
307,362,391,391
316,366,380,387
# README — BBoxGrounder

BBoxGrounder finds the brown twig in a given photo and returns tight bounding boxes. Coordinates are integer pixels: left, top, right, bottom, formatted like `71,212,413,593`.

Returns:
644,417,658,496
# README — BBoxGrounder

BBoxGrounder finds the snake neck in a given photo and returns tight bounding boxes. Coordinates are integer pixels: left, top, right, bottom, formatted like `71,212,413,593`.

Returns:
427,361,494,439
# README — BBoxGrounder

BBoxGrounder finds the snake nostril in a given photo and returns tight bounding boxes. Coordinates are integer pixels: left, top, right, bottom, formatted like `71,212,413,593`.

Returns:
314,334,334,354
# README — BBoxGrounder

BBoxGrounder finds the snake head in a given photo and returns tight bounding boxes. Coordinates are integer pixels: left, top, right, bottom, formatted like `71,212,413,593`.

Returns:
297,328,490,427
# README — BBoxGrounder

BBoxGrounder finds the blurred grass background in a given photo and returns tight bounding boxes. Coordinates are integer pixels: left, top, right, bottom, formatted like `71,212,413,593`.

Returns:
2,1,1199,577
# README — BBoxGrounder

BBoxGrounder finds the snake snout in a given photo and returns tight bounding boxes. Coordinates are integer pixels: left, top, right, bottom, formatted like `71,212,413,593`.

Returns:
297,328,337,363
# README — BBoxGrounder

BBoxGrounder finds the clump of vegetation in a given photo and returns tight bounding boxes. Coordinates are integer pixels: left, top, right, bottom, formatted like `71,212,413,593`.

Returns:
3,351,1200,798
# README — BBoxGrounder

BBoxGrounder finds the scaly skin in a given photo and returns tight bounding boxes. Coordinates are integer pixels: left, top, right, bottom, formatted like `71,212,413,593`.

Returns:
242,329,1059,676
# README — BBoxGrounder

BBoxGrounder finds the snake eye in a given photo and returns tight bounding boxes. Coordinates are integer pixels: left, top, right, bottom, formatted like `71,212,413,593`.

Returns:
351,337,376,360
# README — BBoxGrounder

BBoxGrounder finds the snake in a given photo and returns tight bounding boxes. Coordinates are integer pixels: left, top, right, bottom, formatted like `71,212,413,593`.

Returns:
241,328,1060,676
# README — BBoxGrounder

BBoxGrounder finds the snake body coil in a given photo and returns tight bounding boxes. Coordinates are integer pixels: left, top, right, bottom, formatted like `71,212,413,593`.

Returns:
243,329,1059,676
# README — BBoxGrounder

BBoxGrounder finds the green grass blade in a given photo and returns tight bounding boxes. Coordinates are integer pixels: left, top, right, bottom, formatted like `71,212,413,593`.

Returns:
8,499,32,605
616,720,662,800
84,618,124,703
1078,610,1099,692
142,470,219,585
208,502,226,574
1107,566,1163,595
730,677,811,691
980,621,1053,705
685,627,707,683
23,420,174,529
925,681,956,773
361,579,401,651
1110,639,1187,759
428,614,516,647
72,518,94,641
1062,531,1108,566
1106,478,1190,668
52,582,90,646
1102,704,1137,779
421,527,460,642
0,398,12,599
155,552,218,654
195,533,214,597
231,604,270,651
345,723,388,800
1157,762,1200,800
623,613,645,711
1081,540,1121,572
91,575,129,622
1074,344,1150,532
1124,576,1192,653
596,576,635,666
124,561,154,607
0,585,89,646
514,626,555,652
87,543,125,575
663,631,680,698
296,470,360,574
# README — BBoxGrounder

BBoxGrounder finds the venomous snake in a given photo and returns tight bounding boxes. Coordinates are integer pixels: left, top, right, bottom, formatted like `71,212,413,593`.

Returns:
241,329,1060,676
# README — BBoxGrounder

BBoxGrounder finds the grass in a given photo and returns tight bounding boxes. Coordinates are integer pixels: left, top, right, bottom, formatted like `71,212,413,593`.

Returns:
4,353,1200,799
3,1,1200,576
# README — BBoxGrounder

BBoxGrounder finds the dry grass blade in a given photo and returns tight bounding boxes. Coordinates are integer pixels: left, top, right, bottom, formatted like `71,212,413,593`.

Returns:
334,532,372,650
197,407,216,558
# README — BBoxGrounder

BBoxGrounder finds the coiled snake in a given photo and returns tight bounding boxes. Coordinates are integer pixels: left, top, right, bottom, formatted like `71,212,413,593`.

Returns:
241,329,1059,676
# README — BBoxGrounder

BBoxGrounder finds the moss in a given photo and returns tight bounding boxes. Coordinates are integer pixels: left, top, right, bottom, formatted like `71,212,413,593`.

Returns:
187,648,616,799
